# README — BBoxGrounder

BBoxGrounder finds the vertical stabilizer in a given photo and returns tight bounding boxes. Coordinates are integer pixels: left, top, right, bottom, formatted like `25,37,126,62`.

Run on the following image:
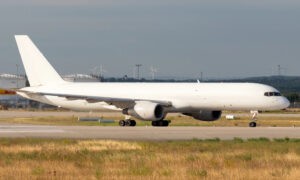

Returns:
15,35,65,86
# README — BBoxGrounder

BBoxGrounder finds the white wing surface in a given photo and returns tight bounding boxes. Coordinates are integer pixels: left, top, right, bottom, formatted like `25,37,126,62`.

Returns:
17,89,172,109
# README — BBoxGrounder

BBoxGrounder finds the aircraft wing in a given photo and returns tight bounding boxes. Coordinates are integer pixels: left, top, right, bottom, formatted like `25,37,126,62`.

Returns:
17,90,172,109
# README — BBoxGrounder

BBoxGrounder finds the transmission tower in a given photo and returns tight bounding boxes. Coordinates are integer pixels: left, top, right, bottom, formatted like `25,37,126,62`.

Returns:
150,66,158,80
135,64,142,80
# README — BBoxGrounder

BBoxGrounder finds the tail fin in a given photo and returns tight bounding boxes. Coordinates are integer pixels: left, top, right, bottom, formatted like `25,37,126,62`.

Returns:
15,35,65,87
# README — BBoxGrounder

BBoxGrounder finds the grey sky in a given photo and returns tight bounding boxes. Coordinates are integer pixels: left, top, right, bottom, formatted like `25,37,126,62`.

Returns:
0,0,300,79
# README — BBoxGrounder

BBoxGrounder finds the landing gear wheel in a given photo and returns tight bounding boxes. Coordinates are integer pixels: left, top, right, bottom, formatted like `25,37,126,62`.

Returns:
163,120,169,126
120,119,136,127
249,121,257,127
126,120,136,126
119,120,126,126
152,120,169,127
125,120,131,126
129,120,136,126
152,121,157,126
158,121,164,126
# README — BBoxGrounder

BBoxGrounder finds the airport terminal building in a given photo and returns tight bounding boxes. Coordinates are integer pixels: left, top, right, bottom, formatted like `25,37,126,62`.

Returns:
0,73,100,109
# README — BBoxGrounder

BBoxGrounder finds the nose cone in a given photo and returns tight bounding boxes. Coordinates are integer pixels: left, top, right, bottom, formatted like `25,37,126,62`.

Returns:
280,97,290,109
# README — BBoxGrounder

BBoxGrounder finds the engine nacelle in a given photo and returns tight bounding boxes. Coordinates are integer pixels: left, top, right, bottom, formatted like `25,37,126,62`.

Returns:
184,110,222,121
123,101,165,121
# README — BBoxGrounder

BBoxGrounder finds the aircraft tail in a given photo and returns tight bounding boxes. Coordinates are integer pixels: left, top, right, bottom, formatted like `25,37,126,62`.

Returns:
15,35,65,87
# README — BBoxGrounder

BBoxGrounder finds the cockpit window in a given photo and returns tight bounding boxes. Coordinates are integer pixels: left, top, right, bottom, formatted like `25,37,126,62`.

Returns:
264,92,281,97
274,92,281,96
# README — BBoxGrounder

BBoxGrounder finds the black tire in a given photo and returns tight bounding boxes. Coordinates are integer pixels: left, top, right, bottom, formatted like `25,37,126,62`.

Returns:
163,120,169,127
125,120,131,126
152,121,157,126
130,120,136,126
152,120,170,127
249,122,257,127
119,120,126,126
158,121,164,126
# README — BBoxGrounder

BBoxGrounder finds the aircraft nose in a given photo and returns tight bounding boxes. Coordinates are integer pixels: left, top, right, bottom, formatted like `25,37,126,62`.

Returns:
280,97,290,109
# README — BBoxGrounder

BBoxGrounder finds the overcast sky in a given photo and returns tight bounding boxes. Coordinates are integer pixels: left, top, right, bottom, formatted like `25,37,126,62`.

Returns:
0,0,300,79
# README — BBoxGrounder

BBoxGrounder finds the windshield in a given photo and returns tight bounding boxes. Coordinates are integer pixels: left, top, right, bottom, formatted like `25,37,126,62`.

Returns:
264,92,281,97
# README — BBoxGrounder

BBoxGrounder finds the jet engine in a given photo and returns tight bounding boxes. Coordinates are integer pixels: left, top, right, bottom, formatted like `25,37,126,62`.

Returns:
183,110,222,121
123,101,165,121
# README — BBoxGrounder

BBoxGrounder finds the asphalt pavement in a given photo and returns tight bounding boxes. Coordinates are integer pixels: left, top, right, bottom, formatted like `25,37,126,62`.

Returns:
0,125,299,140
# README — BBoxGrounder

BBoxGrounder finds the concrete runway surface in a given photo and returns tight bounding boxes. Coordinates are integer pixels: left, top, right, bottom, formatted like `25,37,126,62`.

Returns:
0,125,299,140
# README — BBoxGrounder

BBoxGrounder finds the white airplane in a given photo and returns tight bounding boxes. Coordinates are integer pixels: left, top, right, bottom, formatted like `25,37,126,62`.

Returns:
14,35,290,127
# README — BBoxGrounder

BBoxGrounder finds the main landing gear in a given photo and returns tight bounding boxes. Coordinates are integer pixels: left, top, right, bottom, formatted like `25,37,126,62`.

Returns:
118,114,170,127
119,119,136,127
118,119,170,127
152,120,170,127
249,110,258,127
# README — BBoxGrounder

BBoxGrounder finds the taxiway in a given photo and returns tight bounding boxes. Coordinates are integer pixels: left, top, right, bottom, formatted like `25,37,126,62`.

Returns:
0,125,299,140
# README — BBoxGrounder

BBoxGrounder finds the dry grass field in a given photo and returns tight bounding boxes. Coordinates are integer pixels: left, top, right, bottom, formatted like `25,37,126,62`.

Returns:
0,138,299,179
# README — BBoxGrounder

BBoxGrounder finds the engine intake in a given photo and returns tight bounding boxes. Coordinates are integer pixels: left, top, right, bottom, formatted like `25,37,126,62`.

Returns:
183,110,222,121
123,101,165,121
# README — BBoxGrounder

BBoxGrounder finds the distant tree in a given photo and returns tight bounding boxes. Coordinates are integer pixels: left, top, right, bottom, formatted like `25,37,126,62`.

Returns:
285,93,300,103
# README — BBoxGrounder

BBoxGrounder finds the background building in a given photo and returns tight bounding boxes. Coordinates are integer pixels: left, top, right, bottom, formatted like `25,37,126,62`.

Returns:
63,74,100,82
0,73,101,109
0,73,26,89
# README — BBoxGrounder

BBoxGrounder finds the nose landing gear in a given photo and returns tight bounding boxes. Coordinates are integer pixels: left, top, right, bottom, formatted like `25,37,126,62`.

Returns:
249,110,258,127
249,121,257,127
